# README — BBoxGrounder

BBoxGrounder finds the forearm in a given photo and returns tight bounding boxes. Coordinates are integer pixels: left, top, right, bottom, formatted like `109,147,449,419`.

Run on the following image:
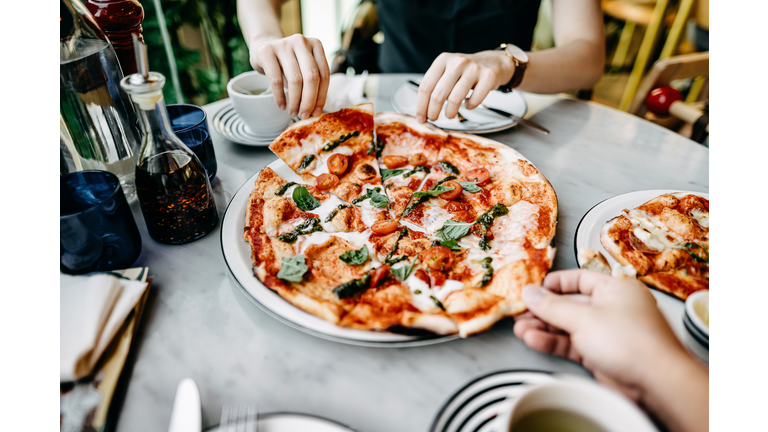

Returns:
640,350,709,432
517,39,604,94
237,0,284,49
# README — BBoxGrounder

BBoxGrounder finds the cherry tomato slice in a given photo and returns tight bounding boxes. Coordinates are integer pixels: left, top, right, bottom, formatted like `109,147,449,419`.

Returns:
315,173,339,191
414,268,429,284
327,154,349,175
424,245,454,271
370,265,390,287
462,168,491,186
383,155,408,169
408,153,427,166
371,219,399,235
429,271,447,288
440,180,463,200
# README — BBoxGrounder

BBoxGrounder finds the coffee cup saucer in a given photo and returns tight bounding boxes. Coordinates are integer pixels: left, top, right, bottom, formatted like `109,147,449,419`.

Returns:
212,101,294,146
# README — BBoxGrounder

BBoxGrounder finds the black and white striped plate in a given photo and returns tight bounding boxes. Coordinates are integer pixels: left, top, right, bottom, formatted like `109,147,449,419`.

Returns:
430,370,558,432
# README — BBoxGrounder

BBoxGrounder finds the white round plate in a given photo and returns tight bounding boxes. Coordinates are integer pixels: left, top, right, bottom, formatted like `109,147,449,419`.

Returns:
212,101,293,146
204,412,357,432
573,189,710,357
391,80,527,134
221,158,460,347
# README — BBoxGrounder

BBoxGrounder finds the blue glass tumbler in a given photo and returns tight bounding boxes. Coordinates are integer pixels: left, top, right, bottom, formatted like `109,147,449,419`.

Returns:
61,170,142,274
166,104,218,180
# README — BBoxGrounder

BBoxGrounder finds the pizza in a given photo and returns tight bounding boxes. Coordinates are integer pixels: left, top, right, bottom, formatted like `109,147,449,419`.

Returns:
244,104,558,338
598,192,709,300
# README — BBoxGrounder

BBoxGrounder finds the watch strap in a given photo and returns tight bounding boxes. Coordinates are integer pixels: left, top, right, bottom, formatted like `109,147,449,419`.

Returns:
496,44,527,93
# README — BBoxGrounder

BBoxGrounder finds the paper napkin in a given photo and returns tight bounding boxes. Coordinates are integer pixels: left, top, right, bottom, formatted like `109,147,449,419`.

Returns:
324,71,369,112
60,273,148,382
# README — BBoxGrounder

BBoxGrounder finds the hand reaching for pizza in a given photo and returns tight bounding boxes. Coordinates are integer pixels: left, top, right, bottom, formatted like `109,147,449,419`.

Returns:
415,51,515,123
513,269,708,432
249,34,331,119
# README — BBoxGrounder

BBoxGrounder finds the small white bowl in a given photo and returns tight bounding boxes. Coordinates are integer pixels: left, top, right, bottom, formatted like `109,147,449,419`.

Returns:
685,290,709,338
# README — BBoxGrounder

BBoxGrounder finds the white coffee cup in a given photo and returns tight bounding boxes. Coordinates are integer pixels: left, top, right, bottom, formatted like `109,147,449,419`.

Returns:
501,378,659,432
227,71,291,136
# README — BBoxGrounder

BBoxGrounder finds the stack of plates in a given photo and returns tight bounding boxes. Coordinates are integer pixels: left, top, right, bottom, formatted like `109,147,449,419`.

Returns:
683,290,709,348
212,102,294,146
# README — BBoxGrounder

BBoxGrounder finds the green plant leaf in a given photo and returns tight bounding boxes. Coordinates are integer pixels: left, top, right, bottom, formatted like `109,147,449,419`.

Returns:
440,239,461,251
293,186,321,211
380,168,407,180
391,258,418,281
339,245,369,265
435,220,474,242
458,181,482,193
277,255,308,283
369,189,390,208
412,185,455,199
436,161,460,175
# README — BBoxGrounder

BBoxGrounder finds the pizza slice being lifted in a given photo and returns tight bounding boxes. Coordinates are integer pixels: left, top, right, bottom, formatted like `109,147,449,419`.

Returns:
269,103,381,202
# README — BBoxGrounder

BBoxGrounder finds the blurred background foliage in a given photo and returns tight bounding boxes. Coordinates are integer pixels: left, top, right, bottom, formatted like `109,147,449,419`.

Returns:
141,0,252,105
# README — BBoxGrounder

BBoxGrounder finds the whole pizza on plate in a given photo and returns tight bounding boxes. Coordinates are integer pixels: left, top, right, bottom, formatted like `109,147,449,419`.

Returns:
242,103,558,337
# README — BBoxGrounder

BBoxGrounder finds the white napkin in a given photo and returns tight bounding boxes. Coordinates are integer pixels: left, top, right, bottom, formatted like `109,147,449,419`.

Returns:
324,71,369,112
60,273,148,382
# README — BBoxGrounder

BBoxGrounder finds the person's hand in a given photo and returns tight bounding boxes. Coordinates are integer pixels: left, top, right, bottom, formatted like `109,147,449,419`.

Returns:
513,269,688,400
415,51,515,123
249,34,331,119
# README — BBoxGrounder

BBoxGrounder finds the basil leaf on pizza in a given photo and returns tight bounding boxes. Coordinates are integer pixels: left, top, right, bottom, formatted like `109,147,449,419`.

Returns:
432,239,461,251
277,255,308,283
339,245,369,265
437,161,460,175
293,186,321,211
458,181,482,193
412,185,455,199
369,189,390,208
380,168,407,180
436,220,473,242
391,258,418,282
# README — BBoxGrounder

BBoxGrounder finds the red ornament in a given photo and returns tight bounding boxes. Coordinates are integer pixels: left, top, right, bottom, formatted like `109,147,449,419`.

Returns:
646,86,683,116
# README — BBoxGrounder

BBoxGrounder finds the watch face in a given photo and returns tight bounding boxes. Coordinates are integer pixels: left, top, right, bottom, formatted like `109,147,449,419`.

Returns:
505,44,528,63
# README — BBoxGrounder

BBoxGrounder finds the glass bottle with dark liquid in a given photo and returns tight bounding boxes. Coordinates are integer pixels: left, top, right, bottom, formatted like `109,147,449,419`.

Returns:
120,49,218,244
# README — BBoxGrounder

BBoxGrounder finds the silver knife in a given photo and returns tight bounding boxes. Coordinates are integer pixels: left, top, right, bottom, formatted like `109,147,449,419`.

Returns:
478,104,550,135
168,378,202,432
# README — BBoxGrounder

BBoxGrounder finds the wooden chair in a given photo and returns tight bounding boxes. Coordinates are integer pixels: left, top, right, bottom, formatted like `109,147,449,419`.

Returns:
628,51,708,143
602,0,699,111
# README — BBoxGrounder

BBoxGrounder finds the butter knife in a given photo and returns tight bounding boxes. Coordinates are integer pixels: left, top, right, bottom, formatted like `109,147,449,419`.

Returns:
478,104,550,135
168,378,202,432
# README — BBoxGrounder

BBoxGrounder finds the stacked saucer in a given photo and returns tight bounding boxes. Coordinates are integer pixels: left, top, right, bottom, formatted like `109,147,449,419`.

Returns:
212,102,294,146
683,290,709,349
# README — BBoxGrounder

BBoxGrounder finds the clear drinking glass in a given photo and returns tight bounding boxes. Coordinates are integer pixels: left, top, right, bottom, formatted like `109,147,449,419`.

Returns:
60,0,141,200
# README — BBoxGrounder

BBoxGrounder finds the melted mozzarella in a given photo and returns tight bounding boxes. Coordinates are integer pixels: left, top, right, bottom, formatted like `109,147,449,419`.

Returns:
313,194,348,232
296,230,373,256
284,133,325,167
624,209,684,252
403,273,436,312
689,208,709,228
422,201,455,235
310,146,354,177
434,279,465,302
489,201,540,250
360,207,383,227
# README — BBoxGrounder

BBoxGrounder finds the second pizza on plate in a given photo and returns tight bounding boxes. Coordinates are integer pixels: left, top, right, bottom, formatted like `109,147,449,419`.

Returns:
243,103,558,337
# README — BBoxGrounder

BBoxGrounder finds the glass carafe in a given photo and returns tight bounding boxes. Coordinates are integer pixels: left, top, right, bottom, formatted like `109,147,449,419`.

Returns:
121,71,218,244
60,0,141,200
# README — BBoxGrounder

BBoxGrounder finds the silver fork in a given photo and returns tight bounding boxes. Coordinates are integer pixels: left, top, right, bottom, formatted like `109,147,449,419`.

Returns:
219,404,258,432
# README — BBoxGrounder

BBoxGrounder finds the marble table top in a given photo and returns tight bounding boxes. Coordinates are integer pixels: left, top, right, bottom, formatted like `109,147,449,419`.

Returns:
114,74,709,432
